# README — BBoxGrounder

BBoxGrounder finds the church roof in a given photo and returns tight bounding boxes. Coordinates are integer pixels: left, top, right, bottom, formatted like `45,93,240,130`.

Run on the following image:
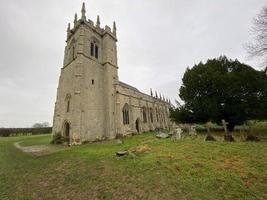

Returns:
118,81,140,92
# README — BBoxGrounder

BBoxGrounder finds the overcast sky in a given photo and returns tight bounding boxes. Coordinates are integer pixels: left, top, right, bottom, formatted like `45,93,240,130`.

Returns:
0,0,265,127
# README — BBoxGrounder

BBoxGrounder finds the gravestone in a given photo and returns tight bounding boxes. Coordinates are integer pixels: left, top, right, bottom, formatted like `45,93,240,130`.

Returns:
189,125,197,136
171,127,183,140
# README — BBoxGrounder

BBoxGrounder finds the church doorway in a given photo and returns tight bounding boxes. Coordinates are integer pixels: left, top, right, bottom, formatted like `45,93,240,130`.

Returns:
135,118,140,133
63,121,70,143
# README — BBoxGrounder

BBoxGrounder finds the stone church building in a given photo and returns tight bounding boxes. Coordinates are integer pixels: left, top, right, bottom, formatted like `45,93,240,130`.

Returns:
52,3,171,144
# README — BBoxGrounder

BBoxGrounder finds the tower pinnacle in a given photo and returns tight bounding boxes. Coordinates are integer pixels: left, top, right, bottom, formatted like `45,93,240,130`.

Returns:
96,15,100,27
81,2,86,20
113,21,117,36
67,23,70,32
74,13,78,25
67,23,71,38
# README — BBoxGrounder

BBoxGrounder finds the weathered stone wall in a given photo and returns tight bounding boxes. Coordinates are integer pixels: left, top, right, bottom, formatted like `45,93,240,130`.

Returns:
52,4,170,144
115,83,170,136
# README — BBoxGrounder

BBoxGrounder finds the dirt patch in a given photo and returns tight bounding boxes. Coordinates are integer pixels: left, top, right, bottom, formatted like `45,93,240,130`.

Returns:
130,144,152,153
14,142,49,155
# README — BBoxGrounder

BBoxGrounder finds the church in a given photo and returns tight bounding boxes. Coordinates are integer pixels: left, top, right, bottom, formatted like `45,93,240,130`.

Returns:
52,3,171,144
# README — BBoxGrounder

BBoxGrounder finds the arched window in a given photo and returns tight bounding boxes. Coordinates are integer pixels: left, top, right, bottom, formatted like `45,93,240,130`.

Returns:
150,108,153,123
122,104,130,125
155,108,159,122
65,94,71,113
69,39,76,62
90,39,99,59
67,100,70,112
90,42,94,56
95,45,98,59
143,107,147,123
160,110,163,122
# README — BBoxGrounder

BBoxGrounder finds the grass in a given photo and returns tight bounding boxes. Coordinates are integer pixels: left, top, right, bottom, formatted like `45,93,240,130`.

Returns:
0,133,266,200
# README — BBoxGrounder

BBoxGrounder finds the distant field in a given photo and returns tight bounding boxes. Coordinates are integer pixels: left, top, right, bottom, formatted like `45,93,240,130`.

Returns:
0,133,266,200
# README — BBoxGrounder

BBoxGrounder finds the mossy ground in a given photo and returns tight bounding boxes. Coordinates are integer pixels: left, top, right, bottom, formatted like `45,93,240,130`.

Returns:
0,132,266,200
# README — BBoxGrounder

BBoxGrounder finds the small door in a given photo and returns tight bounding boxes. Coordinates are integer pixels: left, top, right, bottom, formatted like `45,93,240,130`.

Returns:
63,122,70,143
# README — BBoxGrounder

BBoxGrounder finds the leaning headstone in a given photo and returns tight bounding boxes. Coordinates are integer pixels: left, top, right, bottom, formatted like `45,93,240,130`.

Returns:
205,135,216,141
116,150,129,156
189,125,197,136
156,132,169,139
224,134,235,142
245,134,260,142
171,127,183,140
116,139,123,144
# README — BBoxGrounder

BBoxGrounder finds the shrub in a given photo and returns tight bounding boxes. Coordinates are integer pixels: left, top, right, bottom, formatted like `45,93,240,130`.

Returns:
51,132,65,144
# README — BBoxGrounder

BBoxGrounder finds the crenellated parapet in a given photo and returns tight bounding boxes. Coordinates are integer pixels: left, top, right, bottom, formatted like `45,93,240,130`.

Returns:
66,2,117,42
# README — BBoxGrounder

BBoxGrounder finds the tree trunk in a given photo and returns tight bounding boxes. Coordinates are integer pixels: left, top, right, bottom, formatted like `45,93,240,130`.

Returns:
226,121,235,133
224,120,235,142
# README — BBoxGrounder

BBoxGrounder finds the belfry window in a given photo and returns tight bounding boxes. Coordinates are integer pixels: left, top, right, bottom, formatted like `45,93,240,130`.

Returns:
90,41,99,59
122,104,129,125
90,43,94,56
69,39,76,62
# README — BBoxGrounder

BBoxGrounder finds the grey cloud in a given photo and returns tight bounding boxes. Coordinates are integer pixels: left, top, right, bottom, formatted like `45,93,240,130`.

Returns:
0,0,265,127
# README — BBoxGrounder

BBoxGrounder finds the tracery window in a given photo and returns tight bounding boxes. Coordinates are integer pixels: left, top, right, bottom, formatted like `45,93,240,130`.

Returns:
90,42,94,56
143,107,147,123
69,39,76,62
95,45,98,59
67,100,70,112
90,40,99,59
65,94,71,113
150,108,153,123
122,104,130,125
156,109,159,122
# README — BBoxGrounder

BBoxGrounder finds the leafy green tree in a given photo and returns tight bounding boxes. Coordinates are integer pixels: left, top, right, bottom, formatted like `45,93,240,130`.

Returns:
172,56,267,132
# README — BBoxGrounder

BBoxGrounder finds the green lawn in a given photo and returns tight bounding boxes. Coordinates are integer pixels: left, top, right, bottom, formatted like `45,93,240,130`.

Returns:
0,133,266,200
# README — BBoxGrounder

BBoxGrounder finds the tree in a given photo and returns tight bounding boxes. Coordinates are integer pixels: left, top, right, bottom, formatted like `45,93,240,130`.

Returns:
247,6,267,65
32,122,50,128
172,56,267,132
42,122,50,127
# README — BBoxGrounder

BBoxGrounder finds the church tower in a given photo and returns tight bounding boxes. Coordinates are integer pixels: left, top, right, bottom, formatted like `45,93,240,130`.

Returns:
52,3,118,144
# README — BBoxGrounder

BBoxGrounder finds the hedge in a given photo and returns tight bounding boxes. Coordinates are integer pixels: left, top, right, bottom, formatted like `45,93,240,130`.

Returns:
0,127,52,137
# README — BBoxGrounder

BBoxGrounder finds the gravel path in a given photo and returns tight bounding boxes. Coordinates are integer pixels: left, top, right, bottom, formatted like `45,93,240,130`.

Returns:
14,142,49,154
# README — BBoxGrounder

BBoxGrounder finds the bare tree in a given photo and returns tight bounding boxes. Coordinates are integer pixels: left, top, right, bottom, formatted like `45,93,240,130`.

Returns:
247,6,267,65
